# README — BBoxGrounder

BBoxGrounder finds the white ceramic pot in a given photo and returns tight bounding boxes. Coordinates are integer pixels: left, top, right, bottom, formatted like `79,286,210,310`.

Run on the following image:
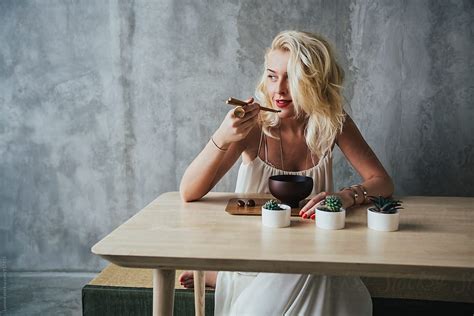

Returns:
315,208,346,230
261,204,291,228
367,208,400,231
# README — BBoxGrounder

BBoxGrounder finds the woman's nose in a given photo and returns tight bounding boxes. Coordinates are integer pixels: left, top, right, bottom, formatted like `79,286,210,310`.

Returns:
277,79,288,95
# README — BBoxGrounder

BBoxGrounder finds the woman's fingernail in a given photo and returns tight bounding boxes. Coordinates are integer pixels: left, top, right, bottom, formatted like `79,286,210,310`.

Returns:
302,213,307,219
310,214,315,220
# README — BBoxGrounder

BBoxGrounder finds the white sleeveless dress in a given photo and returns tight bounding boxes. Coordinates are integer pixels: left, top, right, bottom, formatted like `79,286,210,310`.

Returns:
214,134,372,316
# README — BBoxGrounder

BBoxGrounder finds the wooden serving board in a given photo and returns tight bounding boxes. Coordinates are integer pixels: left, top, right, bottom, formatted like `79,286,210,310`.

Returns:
225,198,306,216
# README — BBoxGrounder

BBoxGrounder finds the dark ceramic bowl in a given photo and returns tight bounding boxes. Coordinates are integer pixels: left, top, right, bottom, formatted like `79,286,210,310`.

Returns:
268,175,314,208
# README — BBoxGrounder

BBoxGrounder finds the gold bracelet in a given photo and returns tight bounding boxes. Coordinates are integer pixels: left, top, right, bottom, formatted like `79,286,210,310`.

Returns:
210,137,228,152
352,184,368,204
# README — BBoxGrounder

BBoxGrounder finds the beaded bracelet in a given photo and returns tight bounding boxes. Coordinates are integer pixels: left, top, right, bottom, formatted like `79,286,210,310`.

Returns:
210,137,228,152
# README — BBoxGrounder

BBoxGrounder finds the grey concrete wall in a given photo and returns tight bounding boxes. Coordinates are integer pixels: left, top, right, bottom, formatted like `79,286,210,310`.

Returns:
1,0,472,272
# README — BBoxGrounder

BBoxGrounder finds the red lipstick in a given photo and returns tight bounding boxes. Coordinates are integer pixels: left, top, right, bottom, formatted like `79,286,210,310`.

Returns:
275,99,292,108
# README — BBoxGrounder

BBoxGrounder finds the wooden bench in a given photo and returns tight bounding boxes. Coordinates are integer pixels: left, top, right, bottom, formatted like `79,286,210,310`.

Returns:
82,264,473,315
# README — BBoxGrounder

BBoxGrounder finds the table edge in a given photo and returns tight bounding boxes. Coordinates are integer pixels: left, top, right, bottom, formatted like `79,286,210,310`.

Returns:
95,254,474,282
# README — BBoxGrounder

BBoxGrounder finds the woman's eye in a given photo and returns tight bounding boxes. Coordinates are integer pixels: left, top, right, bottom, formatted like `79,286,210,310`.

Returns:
267,75,277,81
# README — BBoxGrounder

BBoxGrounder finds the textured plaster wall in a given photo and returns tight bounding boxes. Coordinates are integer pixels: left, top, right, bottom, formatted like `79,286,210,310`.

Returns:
1,0,472,272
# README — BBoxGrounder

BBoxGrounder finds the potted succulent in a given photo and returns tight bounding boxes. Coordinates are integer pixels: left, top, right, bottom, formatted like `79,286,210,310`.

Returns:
261,199,291,228
367,196,403,232
315,195,346,230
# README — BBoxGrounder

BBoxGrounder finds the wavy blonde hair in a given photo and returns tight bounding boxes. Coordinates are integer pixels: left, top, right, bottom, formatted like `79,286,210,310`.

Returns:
256,30,346,158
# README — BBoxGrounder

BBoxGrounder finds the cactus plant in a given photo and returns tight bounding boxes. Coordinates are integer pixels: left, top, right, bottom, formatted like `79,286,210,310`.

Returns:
317,195,343,212
368,196,403,214
315,195,346,229
263,199,283,210
325,195,343,211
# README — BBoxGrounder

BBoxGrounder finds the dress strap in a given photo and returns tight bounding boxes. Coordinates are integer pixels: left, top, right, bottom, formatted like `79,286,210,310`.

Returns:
278,126,284,170
279,137,284,170
310,148,316,166
261,127,285,169
264,134,269,163
257,129,264,159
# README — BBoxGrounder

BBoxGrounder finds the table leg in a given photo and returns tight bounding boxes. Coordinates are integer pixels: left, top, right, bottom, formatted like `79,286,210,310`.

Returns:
194,270,205,316
153,268,175,316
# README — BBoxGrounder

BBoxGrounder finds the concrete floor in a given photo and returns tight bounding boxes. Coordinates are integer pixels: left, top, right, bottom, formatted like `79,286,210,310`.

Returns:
3,272,97,316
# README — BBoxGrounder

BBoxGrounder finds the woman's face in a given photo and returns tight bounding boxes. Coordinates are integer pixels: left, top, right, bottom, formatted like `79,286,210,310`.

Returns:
265,49,294,118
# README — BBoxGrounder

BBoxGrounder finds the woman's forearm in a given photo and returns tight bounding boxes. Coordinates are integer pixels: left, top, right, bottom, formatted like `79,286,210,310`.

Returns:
180,103,260,202
179,139,229,202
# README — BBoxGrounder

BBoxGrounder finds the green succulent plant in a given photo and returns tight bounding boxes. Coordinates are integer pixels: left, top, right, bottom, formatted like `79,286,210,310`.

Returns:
263,199,283,210
317,195,343,212
325,195,343,211
368,196,403,214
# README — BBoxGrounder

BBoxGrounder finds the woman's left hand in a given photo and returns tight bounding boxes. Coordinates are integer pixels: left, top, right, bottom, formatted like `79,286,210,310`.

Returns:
299,191,352,220
299,192,329,220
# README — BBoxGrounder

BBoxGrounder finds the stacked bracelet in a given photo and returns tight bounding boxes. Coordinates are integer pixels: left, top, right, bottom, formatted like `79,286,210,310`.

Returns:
340,184,368,207
210,137,228,152
352,184,368,203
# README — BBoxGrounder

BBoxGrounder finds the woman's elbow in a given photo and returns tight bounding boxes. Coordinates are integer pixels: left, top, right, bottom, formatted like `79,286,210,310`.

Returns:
180,191,200,202
179,184,194,202
180,190,192,202
179,182,203,202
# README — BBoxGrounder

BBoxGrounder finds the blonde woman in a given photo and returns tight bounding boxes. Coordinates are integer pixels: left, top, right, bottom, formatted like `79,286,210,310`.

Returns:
179,30,393,315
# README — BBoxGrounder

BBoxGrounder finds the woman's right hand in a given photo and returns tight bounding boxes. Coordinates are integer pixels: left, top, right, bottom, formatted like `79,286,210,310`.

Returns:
212,97,260,149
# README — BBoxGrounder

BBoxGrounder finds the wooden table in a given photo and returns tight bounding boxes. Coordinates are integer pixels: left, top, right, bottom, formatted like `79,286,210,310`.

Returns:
92,192,474,315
